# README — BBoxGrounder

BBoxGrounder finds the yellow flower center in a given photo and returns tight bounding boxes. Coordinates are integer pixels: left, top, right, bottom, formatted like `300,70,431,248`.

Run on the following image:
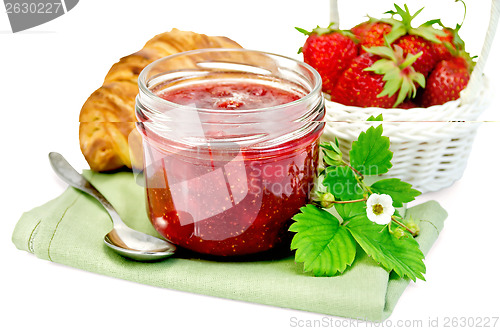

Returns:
372,203,384,215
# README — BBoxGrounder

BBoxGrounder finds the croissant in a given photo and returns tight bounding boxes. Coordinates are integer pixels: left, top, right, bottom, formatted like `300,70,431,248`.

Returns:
79,29,242,172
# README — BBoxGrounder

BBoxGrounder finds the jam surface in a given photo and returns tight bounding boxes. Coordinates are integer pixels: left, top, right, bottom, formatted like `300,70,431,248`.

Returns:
158,81,302,110
145,81,320,256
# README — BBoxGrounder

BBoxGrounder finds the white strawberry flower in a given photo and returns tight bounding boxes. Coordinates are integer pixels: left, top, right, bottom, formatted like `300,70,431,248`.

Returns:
366,193,395,225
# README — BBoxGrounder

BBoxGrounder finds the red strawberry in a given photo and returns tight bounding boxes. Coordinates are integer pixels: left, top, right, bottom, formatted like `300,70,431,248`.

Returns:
398,99,418,109
420,56,470,107
432,25,466,62
431,0,467,61
361,4,444,76
361,22,394,50
433,28,455,61
379,4,447,77
297,24,358,94
330,53,393,107
351,20,393,50
394,35,439,77
351,21,372,38
330,45,425,108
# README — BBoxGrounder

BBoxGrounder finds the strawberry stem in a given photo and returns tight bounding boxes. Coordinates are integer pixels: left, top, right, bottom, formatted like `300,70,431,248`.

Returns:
391,216,416,236
456,0,467,29
332,198,367,204
341,160,365,180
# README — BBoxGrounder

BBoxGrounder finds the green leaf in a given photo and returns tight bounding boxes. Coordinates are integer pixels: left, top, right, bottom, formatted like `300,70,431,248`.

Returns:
384,22,407,44
349,125,393,175
410,6,425,21
323,166,364,201
413,71,426,89
364,43,425,108
334,201,366,222
363,47,397,61
295,27,311,36
290,205,357,276
370,178,421,207
422,18,443,27
320,140,343,166
376,66,401,98
410,26,444,44
395,77,411,106
345,215,426,281
400,51,423,68
367,114,384,122
394,4,412,25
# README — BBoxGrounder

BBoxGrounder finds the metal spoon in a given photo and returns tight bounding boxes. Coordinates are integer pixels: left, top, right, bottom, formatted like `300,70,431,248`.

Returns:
48,152,176,261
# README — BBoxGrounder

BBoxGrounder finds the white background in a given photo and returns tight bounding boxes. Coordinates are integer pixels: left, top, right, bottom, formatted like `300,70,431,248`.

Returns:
1,0,499,330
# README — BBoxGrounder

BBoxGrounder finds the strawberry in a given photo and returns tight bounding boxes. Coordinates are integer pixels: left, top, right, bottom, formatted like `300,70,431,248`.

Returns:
296,24,358,94
360,22,394,50
330,44,425,108
433,28,455,61
382,4,447,77
394,35,438,77
351,20,393,50
431,24,467,62
330,53,393,107
398,99,418,109
431,0,467,61
351,21,372,39
420,56,470,107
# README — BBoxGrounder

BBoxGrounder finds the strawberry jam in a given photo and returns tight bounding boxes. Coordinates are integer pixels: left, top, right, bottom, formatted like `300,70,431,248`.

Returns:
158,82,302,111
136,49,324,256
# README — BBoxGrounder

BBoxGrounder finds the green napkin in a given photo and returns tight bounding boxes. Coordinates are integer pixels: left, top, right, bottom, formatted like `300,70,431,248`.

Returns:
12,171,447,322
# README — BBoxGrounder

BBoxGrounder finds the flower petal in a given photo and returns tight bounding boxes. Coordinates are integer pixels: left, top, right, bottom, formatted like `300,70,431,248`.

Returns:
366,193,395,225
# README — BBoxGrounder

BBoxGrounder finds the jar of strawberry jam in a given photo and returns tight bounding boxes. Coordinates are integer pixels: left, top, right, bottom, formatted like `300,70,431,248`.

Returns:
135,49,324,256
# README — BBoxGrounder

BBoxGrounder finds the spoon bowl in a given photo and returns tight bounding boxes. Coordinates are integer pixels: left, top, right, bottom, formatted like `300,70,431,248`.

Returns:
104,228,175,261
48,152,176,261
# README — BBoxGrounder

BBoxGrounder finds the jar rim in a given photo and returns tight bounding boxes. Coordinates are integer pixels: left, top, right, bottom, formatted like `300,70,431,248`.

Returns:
137,48,322,116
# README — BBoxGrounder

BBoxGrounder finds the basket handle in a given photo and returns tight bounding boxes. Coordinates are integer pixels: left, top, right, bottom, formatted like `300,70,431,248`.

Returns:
329,0,500,104
330,0,340,28
461,0,500,104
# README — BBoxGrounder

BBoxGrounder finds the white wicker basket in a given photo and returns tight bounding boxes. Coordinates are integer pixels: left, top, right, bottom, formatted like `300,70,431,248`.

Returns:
322,0,499,193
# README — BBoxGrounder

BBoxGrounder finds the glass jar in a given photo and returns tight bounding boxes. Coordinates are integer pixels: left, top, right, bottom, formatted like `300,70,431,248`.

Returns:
135,49,324,256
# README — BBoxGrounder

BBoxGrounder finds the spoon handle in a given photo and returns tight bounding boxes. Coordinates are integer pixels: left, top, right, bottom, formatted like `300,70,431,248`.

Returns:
48,152,124,226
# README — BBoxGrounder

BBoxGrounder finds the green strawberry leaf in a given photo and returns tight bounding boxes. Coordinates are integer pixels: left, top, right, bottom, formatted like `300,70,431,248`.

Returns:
370,178,421,207
367,114,384,121
410,25,445,44
345,215,426,281
290,205,357,276
320,139,343,167
323,166,364,201
384,21,407,44
334,201,366,221
364,47,397,61
422,18,444,27
364,44,425,107
349,125,393,175
295,27,311,36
